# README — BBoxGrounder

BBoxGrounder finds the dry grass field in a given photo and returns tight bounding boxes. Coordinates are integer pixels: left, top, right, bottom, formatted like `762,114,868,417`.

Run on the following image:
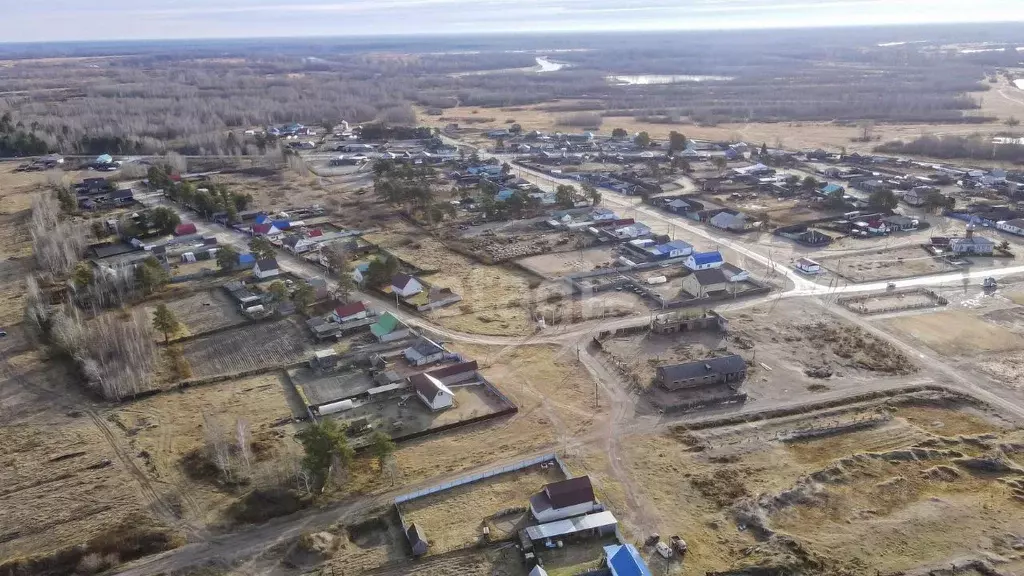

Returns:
109,373,301,525
886,310,1024,357
0,163,44,325
620,397,1024,576
365,225,540,336
400,464,564,554
180,316,315,378
144,290,246,338
819,246,956,282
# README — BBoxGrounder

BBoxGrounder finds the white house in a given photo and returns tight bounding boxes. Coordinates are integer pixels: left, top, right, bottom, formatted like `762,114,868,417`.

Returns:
253,258,280,280
612,223,652,239
795,257,822,274
529,476,599,523
684,251,724,271
391,273,424,298
589,208,617,222
410,373,454,411
997,218,1024,237
332,301,367,323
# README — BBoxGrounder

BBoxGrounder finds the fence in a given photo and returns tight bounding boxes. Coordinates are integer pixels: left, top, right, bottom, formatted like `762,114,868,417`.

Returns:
395,453,563,505
837,288,948,315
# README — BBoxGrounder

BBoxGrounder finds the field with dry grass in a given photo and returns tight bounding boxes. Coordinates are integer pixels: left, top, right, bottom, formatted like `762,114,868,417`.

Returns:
0,163,44,325
619,397,1024,575
109,373,301,526
144,290,246,339
400,464,564,554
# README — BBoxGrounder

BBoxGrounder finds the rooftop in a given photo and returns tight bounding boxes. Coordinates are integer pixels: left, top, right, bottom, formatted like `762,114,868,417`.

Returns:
657,354,747,381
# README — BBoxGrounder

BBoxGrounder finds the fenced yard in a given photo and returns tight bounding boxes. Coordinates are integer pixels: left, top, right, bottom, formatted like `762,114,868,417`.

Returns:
146,290,245,337
181,316,314,378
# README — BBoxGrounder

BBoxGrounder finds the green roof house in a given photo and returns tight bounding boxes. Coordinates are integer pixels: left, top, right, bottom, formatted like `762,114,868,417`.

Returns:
370,312,410,343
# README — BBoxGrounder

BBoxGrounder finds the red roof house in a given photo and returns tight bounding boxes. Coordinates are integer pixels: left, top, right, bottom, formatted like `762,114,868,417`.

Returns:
174,223,197,236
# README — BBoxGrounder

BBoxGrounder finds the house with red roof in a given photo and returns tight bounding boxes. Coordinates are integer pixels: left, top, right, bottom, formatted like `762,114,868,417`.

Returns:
174,222,197,236
331,301,368,323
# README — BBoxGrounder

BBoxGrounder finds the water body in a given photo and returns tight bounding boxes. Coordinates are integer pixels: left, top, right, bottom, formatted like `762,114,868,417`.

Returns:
608,74,733,85
535,57,564,72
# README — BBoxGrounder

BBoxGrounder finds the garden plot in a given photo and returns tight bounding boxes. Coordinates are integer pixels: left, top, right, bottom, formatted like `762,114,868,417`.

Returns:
399,463,564,554
181,316,314,378
818,246,954,282
838,288,947,315
145,290,245,337
331,383,513,444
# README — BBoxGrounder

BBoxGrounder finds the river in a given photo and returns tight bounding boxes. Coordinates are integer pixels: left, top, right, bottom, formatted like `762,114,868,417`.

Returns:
535,57,564,73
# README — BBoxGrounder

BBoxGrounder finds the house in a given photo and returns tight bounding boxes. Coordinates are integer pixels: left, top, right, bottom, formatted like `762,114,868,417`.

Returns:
174,222,197,236
653,239,693,259
820,183,844,196
253,258,280,280
684,251,724,271
883,215,919,231
110,188,134,205
523,511,619,546
425,361,478,385
306,277,329,300
309,349,341,371
406,523,429,556
612,223,652,239
282,234,317,254
237,253,256,268
391,274,424,297
666,199,690,213
529,476,598,523
903,186,934,206
604,544,653,576
404,338,444,366
720,263,750,282
795,257,822,274
251,223,282,237
590,207,617,222
529,566,549,576
332,301,368,323
709,211,747,232
370,312,410,343
409,372,454,411
682,268,730,298
655,354,747,391
997,218,1024,237
949,227,995,255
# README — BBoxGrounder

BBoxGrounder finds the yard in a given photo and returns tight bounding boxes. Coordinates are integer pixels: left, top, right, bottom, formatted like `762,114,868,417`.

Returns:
145,289,246,338
290,366,375,407
399,463,565,554
818,245,955,282
516,246,619,279
839,289,946,315
180,315,315,378
332,383,513,444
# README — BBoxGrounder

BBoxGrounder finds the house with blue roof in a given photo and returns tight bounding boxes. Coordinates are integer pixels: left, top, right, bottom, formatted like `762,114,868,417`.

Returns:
603,543,652,576
237,253,256,267
496,189,516,202
685,250,724,270
820,183,845,196
655,239,693,259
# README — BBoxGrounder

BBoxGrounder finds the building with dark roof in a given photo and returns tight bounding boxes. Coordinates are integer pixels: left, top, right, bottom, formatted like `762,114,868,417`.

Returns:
529,475,598,523
655,354,747,391
404,338,444,366
406,523,429,556
253,258,280,280
682,268,730,298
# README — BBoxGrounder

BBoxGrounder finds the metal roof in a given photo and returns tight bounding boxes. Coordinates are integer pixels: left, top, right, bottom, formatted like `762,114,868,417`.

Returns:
656,354,746,382
524,510,616,541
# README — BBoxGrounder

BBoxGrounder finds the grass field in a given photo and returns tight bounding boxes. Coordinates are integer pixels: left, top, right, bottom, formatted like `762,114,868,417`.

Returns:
109,373,301,525
400,464,564,554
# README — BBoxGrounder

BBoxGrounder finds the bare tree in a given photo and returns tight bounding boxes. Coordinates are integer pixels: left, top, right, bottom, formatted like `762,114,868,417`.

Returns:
236,418,253,479
203,412,234,483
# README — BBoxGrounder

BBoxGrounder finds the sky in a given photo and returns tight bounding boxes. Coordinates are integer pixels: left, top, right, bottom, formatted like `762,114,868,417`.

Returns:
1,0,1023,42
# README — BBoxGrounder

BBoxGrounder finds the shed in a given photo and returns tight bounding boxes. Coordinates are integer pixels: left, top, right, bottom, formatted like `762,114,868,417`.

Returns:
175,223,198,236
523,510,617,541
406,523,429,556
604,543,652,576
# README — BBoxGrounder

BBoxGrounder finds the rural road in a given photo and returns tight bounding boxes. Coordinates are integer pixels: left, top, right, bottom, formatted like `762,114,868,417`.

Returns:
122,141,1024,574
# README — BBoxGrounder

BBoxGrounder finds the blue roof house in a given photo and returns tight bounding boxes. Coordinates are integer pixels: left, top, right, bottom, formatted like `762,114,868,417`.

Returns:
255,213,271,225
237,253,256,267
654,239,693,259
685,250,724,271
603,544,652,576
271,219,291,230
496,189,516,201
820,183,844,196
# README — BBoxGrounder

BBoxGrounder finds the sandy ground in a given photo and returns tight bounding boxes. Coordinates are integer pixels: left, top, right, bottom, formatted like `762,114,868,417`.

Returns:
516,246,618,279
400,464,563,554
840,290,945,314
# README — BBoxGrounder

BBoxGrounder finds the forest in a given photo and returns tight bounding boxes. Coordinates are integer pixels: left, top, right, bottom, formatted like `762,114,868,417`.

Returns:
875,134,1024,164
1,23,1021,157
